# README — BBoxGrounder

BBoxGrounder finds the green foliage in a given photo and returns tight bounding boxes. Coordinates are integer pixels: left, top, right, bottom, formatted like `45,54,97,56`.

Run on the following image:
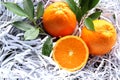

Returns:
2,0,44,40
75,7,82,22
2,2,27,17
80,0,89,15
66,0,100,31
89,11,101,20
13,21,34,31
23,0,34,20
36,2,44,19
84,18,95,31
2,0,51,56
42,37,53,56
66,0,76,14
78,0,82,5
88,0,100,10
66,0,82,22
24,28,39,40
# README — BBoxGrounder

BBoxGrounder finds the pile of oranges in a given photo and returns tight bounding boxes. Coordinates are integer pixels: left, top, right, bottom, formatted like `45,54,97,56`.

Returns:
42,2,117,72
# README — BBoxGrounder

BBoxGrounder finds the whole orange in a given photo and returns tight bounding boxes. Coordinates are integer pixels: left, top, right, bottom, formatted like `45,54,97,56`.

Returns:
43,2,77,37
81,20,117,55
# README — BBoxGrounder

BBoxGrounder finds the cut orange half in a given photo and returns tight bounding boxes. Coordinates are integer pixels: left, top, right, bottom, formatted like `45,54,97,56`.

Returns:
52,35,89,72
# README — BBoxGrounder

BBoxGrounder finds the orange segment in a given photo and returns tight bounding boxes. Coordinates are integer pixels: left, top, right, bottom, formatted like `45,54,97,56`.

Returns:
52,36,89,72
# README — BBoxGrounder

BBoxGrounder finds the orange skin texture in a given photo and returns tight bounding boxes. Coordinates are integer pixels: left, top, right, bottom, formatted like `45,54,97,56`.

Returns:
81,20,117,55
52,36,89,72
43,2,77,37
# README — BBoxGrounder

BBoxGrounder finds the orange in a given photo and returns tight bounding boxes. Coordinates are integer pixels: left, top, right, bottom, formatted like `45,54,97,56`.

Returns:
52,35,89,72
81,19,117,55
43,2,77,37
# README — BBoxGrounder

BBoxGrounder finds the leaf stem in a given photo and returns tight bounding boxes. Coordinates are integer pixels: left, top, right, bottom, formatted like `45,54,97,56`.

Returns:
33,20,37,26
30,18,38,27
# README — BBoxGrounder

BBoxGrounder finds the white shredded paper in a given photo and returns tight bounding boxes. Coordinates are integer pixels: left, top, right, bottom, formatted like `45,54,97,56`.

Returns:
0,0,120,80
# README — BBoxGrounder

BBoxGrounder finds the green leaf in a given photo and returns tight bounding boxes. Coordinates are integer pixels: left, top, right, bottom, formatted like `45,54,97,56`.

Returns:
13,21,34,31
80,0,89,15
42,36,53,56
88,0,99,10
24,28,39,40
89,11,101,20
36,2,44,19
66,0,76,14
23,0,34,19
76,7,82,22
78,0,82,5
66,0,82,22
2,2,27,17
78,0,82,7
68,0,76,8
84,18,95,31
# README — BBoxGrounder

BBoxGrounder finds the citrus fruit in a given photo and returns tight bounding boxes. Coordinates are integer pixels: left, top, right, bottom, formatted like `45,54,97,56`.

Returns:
43,2,77,37
52,35,89,72
81,19,117,55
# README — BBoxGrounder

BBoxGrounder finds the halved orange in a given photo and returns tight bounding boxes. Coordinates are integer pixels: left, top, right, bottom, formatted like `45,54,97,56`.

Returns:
52,35,89,72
